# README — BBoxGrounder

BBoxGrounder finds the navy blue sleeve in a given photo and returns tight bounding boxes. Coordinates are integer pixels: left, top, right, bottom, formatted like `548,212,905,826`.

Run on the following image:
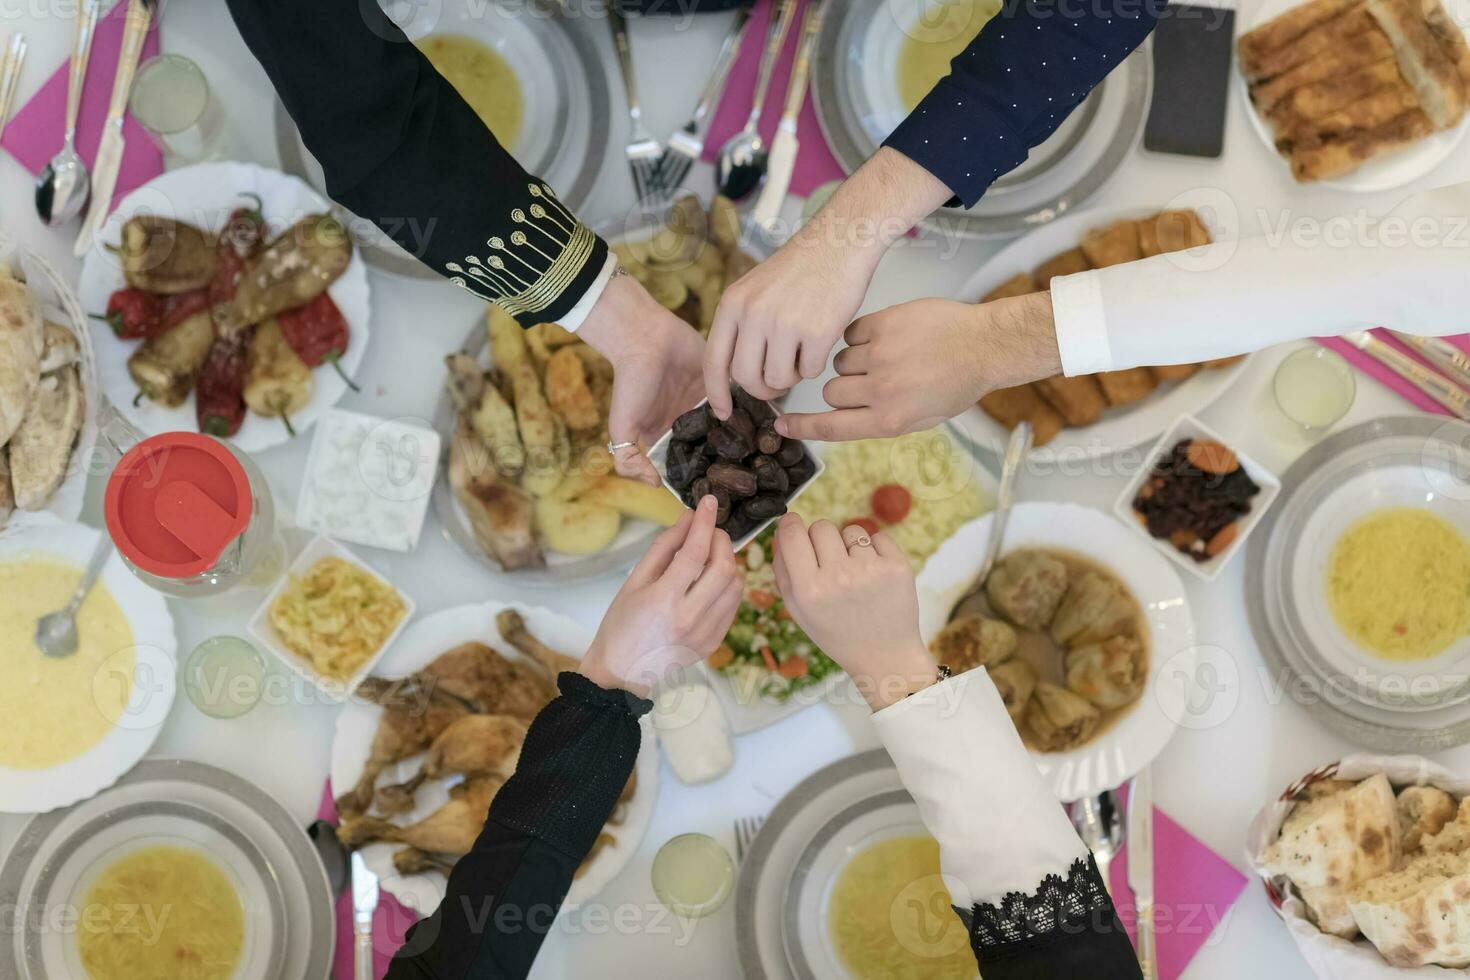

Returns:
884,0,1165,208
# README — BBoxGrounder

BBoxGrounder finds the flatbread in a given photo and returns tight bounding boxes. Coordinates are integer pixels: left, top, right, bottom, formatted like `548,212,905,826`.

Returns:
1349,849,1470,967
0,275,42,447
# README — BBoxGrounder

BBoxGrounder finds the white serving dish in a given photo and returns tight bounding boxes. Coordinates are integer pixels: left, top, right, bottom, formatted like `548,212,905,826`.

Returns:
648,396,825,553
916,502,1197,803
246,534,414,700
329,601,659,911
296,408,441,553
77,161,373,453
0,518,177,814
1114,414,1282,583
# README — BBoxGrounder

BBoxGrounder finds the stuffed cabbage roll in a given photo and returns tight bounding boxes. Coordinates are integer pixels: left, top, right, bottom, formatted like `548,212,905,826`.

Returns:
985,551,1068,630
989,660,1037,723
1051,571,1136,647
1064,634,1146,710
930,614,1017,674
1025,682,1100,751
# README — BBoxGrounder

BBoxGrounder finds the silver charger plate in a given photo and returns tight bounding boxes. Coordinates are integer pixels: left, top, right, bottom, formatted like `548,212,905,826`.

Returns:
812,0,1150,239
0,759,335,980
274,0,614,280
1246,416,1470,750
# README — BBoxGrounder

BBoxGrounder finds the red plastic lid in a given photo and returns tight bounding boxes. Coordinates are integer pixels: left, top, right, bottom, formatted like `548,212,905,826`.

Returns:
104,432,254,579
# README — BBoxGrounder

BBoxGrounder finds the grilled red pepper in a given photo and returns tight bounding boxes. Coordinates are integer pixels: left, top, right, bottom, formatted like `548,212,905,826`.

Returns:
194,197,268,436
276,292,359,391
94,287,209,340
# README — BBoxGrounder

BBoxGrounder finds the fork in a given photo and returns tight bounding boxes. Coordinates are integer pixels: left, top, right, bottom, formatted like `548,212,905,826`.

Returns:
607,5,663,203
655,0,755,198
734,814,765,862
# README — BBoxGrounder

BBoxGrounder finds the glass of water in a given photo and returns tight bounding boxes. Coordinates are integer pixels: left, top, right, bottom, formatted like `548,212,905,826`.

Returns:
129,54,230,166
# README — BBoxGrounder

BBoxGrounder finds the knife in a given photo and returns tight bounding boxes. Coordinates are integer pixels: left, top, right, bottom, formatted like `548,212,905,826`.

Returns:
73,0,151,258
351,851,379,980
751,0,826,233
1387,331,1470,391
1127,768,1157,980
1346,330,1470,421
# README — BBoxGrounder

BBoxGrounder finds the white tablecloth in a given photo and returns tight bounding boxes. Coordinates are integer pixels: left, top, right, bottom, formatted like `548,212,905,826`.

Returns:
3,3,1469,978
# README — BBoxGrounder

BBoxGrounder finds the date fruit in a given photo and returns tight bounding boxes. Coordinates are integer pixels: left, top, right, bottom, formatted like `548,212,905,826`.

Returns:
756,423,782,456
752,455,789,494
707,462,758,498
672,403,714,441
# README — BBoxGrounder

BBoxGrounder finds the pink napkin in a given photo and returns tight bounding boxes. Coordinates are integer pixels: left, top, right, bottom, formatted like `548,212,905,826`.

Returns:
1316,330,1470,416
1104,785,1248,980
700,0,846,197
318,782,422,980
1,2,163,213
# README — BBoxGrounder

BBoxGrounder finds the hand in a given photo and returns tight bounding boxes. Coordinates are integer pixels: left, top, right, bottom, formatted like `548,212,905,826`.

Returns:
579,495,742,697
703,148,954,419
776,292,1061,443
771,514,938,712
579,274,707,485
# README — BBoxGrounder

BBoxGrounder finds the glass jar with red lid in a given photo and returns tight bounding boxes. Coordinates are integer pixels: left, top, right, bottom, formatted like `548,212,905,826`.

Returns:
104,431,283,598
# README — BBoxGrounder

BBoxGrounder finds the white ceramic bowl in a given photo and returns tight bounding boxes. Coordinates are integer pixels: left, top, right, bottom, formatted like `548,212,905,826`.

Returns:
916,503,1196,802
246,534,414,700
1114,414,1281,583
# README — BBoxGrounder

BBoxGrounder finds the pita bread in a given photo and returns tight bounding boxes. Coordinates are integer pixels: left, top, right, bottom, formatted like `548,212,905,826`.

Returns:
1350,849,1470,967
8,324,83,511
1423,797,1470,855
1399,785,1457,853
1262,773,1402,937
0,275,42,446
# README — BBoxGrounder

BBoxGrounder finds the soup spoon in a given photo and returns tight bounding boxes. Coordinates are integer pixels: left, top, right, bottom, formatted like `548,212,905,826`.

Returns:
1069,788,1125,899
35,0,100,227
716,0,796,201
948,420,1032,622
34,536,113,659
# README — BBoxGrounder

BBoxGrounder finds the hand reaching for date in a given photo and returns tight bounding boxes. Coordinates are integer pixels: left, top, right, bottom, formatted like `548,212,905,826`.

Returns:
579,495,742,697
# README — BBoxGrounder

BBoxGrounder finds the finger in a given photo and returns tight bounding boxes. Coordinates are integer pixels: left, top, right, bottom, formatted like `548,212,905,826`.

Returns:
763,330,800,392
702,577,745,643
661,494,720,592
704,305,739,419
821,375,871,410
841,522,878,558
844,313,879,346
870,529,909,565
629,507,693,586
832,344,870,377
773,512,817,581
612,445,660,486
687,529,737,611
776,407,884,442
772,547,794,605
731,331,781,401
797,338,830,379
809,519,849,568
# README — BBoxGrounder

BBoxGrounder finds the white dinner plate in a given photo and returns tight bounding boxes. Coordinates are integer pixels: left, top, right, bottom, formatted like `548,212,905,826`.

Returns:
915,503,1196,803
329,601,659,916
1240,0,1470,193
950,203,1249,461
0,517,177,814
77,161,373,453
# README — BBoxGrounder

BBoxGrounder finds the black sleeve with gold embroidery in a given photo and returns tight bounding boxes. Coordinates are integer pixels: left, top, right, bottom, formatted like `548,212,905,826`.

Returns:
224,0,609,327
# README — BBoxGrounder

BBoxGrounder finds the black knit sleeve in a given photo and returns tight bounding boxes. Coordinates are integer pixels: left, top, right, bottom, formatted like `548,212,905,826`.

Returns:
223,0,609,327
384,672,650,980
959,856,1143,979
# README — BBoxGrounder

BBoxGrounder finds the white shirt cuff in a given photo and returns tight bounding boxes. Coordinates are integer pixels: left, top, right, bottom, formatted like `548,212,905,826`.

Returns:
553,253,618,332
1048,270,1113,376
872,669,1088,906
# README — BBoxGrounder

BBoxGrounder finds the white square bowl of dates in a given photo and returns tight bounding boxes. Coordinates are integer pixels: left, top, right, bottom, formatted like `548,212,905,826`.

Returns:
650,389,824,552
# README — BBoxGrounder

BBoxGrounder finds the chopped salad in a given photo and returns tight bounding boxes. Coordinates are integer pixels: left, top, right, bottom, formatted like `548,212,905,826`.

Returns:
707,527,840,702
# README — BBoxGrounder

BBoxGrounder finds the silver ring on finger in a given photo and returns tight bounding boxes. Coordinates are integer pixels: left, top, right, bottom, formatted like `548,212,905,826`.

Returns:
607,440,637,455
841,527,874,552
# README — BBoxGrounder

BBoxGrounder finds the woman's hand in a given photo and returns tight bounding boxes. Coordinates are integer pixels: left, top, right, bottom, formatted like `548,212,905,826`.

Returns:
579,495,743,697
776,292,1062,443
579,274,706,485
771,514,938,712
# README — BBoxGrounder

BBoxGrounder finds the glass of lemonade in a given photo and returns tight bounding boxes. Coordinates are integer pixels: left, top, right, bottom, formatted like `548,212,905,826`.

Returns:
651,834,735,919
129,54,230,166
184,635,266,719
1273,346,1357,431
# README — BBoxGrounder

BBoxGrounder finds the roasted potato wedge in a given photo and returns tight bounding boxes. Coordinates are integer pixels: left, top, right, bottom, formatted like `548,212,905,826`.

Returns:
535,498,620,555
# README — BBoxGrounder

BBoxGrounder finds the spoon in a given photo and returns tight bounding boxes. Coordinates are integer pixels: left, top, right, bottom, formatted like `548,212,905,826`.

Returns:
34,535,113,659
716,0,796,201
948,420,1032,622
36,0,100,226
1069,788,1125,899
307,820,351,897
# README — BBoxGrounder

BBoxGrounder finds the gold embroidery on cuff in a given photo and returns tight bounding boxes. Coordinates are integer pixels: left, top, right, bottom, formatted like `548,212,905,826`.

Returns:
445,183,596,318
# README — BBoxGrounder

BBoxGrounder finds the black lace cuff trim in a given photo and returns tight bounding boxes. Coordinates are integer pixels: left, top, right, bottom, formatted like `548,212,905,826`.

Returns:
957,856,1115,948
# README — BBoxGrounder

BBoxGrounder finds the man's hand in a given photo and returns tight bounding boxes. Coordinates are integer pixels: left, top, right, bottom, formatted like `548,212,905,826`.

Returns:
703,148,954,419
579,273,706,485
776,292,1061,443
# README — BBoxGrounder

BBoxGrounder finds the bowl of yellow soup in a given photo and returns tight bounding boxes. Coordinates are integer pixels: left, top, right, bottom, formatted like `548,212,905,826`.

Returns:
0,518,176,814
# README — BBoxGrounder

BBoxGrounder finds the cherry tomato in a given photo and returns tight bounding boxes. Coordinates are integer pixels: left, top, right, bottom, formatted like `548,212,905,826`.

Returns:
846,517,880,537
777,656,808,680
871,484,912,524
747,589,775,611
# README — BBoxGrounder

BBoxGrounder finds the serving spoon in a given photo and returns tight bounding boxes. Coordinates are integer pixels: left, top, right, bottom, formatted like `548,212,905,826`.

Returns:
715,0,796,201
948,421,1032,622
35,0,100,226
34,536,113,659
